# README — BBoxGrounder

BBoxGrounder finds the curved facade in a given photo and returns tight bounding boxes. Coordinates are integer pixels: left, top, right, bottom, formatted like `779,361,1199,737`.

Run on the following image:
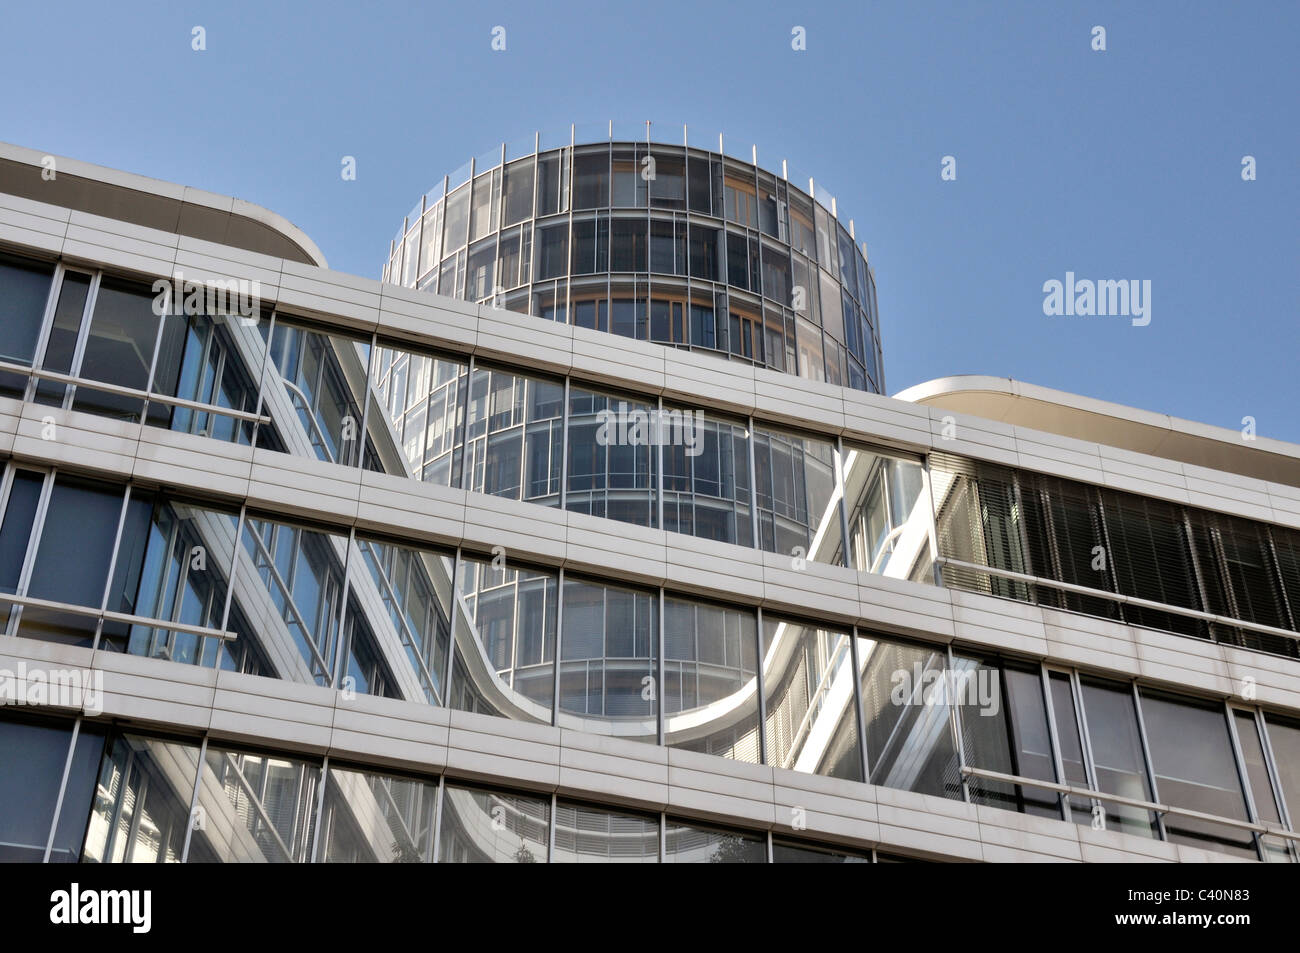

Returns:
382,124,884,394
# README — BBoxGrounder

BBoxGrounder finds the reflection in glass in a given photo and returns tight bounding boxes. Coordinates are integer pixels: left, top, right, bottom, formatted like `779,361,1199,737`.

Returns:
82,733,203,863
772,838,869,863
843,447,929,580
857,635,961,799
664,818,764,863
762,618,860,780
1078,678,1158,838
753,427,838,565
663,408,752,547
454,554,557,723
319,766,438,862
552,800,659,863
189,747,320,863
663,596,759,762
567,385,657,528
438,784,549,863
558,577,657,743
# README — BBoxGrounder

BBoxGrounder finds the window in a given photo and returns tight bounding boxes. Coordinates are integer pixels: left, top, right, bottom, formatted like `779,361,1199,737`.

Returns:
71,277,163,423
455,554,557,720
0,252,53,397
572,148,609,209
553,800,659,863
501,157,534,226
1078,678,1158,838
559,576,658,743
469,169,499,243
19,476,124,647
0,470,42,632
688,224,720,281
663,596,760,762
858,634,960,798
189,746,320,862
649,152,685,209
465,239,495,301
1139,691,1255,858
753,426,839,565
762,617,862,780
566,384,657,528
265,320,370,467
356,536,455,705
0,715,104,862
772,839,869,863
34,271,91,408
438,784,549,863
464,367,562,506
319,766,438,863
82,733,203,863
761,243,791,304
534,221,569,281
662,408,752,547
610,218,647,272
649,218,686,275
442,184,470,254
843,448,928,579
664,819,764,863
956,656,1060,817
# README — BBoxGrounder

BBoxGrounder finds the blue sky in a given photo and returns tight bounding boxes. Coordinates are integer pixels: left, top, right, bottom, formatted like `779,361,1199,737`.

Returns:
2,1,1295,439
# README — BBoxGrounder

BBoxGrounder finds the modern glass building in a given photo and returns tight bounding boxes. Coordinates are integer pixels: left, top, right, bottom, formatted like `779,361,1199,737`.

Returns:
1,136,1299,863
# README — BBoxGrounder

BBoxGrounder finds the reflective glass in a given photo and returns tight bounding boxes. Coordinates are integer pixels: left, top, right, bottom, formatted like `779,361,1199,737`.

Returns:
762,617,860,779
82,733,202,863
437,784,549,863
454,554,558,722
1140,690,1255,858
663,596,760,762
188,746,320,863
558,577,657,743
0,252,53,397
566,384,657,528
71,277,159,422
552,800,659,863
843,448,929,579
857,634,961,799
664,819,764,863
1079,678,1158,838
753,426,838,565
319,766,438,863
662,407,752,547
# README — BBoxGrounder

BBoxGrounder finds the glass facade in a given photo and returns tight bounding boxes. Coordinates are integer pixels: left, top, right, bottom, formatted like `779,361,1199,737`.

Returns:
383,127,883,396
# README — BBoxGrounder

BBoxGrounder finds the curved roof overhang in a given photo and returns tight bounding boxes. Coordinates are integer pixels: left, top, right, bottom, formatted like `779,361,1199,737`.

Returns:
895,375,1300,488
0,140,326,268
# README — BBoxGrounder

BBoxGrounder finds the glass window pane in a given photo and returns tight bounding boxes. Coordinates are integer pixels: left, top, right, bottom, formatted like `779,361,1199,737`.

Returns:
844,448,929,580
188,746,320,863
355,535,456,706
264,321,370,467
1079,678,1158,838
501,158,534,226
0,715,86,861
566,385,657,529
753,426,839,565
664,819,764,863
21,476,124,647
34,272,91,408
663,596,760,762
71,278,160,422
955,657,1059,817
763,618,861,780
454,554,557,722
772,838,869,863
558,577,657,743
1140,690,1254,858
437,784,549,863
81,732,202,863
552,800,659,863
319,766,438,862
662,407,751,547
0,252,54,397
0,470,42,631
857,634,961,799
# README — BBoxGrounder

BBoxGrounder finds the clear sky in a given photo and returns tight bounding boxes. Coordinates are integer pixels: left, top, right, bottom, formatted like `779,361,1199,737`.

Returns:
2,1,1295,439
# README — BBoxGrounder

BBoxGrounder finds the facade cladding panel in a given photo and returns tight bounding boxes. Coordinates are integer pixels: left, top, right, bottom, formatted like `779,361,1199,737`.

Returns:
0,150,1297,865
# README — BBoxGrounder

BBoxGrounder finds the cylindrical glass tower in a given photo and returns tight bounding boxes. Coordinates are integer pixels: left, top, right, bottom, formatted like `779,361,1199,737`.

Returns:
383,122,884,394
